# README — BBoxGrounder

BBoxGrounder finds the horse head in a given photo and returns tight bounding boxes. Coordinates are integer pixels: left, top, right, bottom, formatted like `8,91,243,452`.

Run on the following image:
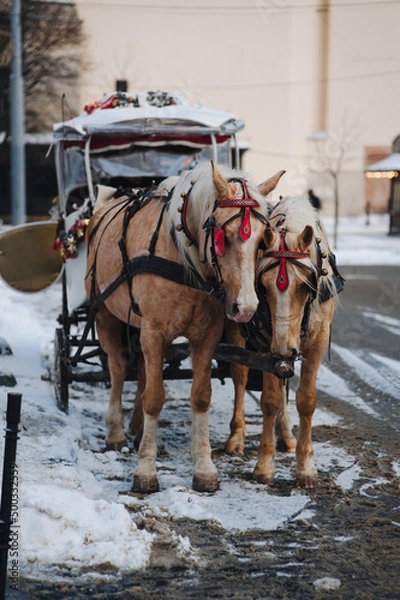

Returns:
169,162,285,323
257,196,336,363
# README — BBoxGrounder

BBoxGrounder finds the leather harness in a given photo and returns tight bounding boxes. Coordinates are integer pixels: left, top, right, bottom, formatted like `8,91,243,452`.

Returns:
74,186,344,364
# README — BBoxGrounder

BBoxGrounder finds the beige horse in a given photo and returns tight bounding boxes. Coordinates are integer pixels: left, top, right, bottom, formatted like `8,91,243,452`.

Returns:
85,162,285,493
225,196,342,488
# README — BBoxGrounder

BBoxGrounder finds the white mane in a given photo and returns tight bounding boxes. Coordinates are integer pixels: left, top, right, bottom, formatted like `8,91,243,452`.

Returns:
259,195,338,301
268,195,326,261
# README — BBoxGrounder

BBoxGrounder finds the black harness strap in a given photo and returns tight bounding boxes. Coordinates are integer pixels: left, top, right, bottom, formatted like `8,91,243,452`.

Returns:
126,255,222,297
73,190,223,362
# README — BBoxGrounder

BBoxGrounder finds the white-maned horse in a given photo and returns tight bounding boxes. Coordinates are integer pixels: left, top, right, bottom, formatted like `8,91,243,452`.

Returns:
226,196,344,488
85,162,285,493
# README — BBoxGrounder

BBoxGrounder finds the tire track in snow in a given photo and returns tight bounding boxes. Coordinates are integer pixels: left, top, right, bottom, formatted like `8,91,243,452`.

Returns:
361,311,400,337
331,343,400,399
317,362,378,417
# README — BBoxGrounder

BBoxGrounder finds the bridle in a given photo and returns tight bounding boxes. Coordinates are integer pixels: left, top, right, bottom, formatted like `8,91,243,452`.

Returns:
257,227,324,341
261,228,320,295
239,217,344,370
176,178,269,284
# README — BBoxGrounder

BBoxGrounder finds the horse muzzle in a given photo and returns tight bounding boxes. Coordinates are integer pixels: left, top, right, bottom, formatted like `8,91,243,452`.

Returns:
228,301,258,324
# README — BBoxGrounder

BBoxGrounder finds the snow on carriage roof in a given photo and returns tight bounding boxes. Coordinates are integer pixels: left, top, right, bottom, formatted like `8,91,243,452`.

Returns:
53,90,244,138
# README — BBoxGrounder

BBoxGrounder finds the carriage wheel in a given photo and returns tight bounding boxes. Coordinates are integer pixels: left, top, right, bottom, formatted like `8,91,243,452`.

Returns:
53,327,70,413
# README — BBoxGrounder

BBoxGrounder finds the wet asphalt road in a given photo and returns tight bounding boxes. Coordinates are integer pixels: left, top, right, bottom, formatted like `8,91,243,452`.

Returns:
330,265,400,426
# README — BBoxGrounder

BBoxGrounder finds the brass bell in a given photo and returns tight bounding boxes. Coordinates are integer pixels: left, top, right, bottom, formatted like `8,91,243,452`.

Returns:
177,205,183,213
180,192,187,198
190,180,196,185
321,251,327,259
185,239,193,247
316,237,321,244
176,224,183,232
321,268,328,276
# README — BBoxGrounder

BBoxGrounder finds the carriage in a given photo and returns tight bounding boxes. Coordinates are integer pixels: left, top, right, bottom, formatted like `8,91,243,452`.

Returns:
0,90,345,490
50,90,277,413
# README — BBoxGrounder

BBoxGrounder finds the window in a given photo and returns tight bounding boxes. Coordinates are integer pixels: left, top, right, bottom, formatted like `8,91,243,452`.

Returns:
116,80,128,93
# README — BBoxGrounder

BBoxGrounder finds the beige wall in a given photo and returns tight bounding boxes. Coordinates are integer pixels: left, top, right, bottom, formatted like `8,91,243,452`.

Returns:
74,0,400,215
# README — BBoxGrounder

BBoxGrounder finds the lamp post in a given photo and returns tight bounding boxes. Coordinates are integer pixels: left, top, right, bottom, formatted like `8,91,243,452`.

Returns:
10,0,26,225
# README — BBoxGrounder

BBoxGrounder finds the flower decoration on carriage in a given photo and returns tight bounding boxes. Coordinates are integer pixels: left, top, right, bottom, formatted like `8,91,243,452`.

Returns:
84,90,180,115
52,218,90,261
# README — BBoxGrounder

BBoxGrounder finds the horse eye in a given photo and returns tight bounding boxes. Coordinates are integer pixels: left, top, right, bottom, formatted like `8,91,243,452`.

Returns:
258,239,266,251
300,281,312,294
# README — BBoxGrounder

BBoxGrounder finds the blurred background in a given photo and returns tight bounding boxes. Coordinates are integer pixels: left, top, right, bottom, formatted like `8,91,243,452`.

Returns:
0,0,399,220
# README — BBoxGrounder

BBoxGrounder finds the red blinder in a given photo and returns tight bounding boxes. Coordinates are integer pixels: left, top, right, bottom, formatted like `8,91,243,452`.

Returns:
214,228,225,256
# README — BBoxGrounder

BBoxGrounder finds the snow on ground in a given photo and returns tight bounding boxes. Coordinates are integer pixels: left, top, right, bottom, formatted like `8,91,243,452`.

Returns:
0,213,399,583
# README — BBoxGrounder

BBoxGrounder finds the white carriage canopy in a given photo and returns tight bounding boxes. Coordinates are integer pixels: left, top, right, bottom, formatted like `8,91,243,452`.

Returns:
53,91,245,214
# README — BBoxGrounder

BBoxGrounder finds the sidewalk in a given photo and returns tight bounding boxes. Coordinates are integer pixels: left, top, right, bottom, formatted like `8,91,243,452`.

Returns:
324,213,400,266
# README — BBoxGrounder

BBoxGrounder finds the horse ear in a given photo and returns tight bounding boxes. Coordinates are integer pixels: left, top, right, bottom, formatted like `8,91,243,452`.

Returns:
258,170,286,197
298,225,314,251
211,161,230,199
263,227,276,249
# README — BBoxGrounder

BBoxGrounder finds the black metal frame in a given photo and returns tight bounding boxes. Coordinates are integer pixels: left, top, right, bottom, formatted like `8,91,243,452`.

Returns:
0,393,21,600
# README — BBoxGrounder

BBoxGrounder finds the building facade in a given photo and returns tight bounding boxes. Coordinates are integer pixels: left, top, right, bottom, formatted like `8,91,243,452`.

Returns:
3,0,399,219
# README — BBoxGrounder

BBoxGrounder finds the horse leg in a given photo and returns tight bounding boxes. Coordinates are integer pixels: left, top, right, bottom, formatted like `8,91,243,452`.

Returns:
295,359,318,488
295,320,331,488
224,321,248,455
133,327,166,493
253,372,280,485
275,381,297,452
190,340,220,492
129,352,145,450
95,307,127,450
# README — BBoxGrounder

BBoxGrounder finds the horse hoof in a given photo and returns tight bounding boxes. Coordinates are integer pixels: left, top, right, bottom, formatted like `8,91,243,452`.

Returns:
225,440,245,456
132,475,160,494
253,472,274,486
192,475,219,493
105,439,128,452
296,474,318,489
276,437,297,453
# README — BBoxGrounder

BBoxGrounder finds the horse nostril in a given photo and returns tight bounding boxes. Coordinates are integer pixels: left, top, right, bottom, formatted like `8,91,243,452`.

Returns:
232,302,239,316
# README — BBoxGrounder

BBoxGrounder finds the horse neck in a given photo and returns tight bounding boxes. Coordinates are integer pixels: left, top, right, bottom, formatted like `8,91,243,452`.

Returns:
167,168,215,279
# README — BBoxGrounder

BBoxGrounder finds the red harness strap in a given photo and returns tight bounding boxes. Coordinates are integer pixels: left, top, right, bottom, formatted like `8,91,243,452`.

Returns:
265,230,310,292
181,188,197,246
179,178,261,256
216,181,260,243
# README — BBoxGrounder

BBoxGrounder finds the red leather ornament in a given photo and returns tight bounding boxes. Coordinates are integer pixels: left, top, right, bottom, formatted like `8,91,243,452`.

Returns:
214,228,225,256
276,231,289,292
239,206,252,242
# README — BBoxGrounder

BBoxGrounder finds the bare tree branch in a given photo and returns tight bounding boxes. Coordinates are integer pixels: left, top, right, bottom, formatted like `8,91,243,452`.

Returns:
0,0,84,132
